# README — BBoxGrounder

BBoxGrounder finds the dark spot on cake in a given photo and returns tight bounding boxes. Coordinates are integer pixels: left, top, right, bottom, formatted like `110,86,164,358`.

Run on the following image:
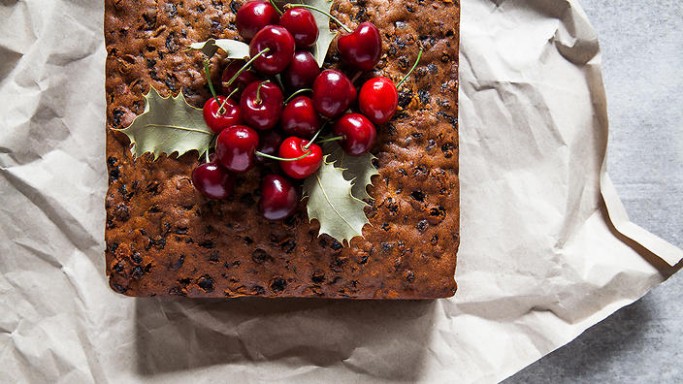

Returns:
416,220,429,232
168,287,185,296
165,3,178,17
437,111,458,129
381,242,393,253
431,235,439,245
405,270,415,283
131,265,145,280
112,109,125,127
418,88,431,104
281,239,296,254
410,190,426,202
252,285,266,295
107,156,118,167
243,236,254,245
109,168,120,182
198,275,215,292
108,242,119,253
174,227,188,235
171,255,185,270
251,249,272,264
441,142,455,158
112,283,128,293
165,33,178,52
330,240,343,251
230,1,239,14
199,240,215,249
381,222,390,231
131,252,142,264
142,10,157,30
359,255,369,265
312,271,325,283
114,203,130,222
113,262,124,273
270,277,287,292
208,252,220,263
240,193,255,206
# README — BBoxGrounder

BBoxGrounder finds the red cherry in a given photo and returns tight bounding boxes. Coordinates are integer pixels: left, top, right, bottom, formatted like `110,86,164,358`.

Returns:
278,137,323,179
337,22,382,71
283,51,320,91
240,81,284,130
259,174,299,220
256,130,283,164
250,25,295,75
279,8,318,49
281,96,321,139
333,113,377,156
202,96,242,134
236,1,280,40
312,69,357,119
191,162,234,200
358,77,398,125
215,125,259,173
221,60,261,99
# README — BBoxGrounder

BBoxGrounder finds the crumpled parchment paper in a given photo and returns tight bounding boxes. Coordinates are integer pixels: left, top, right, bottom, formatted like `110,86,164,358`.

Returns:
0,0,681,383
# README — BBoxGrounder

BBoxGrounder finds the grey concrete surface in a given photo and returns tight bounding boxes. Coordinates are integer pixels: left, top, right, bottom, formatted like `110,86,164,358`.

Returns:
505,0,682,382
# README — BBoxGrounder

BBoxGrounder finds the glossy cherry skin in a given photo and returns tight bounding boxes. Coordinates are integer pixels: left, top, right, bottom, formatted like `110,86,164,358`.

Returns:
333,113,377,156
281,96,321,139
203,96,242,134
215,125,260,173
250,25,295,75
236,1,280,40
221,60,261,99
240,81,284,130
337,22,382,71
279,8,318,48
192,162,234,200
312,69,357,119
358,77,398,125
256,130,283,164
283,51,320,91
278,137,323,179
259,174,299,220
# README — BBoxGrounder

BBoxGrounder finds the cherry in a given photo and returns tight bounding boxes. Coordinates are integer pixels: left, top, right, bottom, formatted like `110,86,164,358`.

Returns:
283,51,320,90
278,137,323,179
337,22,382,71
358,77,398,125
221,60,261,99
279,8,318,48
333,113,377,156
250,25,295,75
202,96,242,134
240,81,284,130
259,174,299,220
256,130,283,163
191,162,235,200
215,125,260,173
236,1,280,40
312,69,357,119
281,96,321,139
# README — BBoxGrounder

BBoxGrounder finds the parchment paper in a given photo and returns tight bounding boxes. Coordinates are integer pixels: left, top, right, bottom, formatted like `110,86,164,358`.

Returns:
0,0,681,383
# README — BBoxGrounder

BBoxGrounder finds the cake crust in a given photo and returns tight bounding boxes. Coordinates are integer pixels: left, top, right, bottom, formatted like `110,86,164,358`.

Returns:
105,0,460,299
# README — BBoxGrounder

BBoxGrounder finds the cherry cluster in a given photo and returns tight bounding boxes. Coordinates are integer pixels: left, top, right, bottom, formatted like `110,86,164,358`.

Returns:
192,0,408,221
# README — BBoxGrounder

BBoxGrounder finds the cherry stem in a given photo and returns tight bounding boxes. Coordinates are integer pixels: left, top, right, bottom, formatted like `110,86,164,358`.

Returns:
223,48,270,89
286,4,352,33
350,71,363,84
269,0,283,15
397,48,424,89
284,88,313,104
204,150,210,163
315,136,344,144
255,81,268,105
304,129,324,150
256,151,312,162
203,60,220,105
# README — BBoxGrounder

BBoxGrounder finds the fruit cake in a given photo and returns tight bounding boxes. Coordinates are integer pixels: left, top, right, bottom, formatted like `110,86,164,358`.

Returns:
104,0,460,299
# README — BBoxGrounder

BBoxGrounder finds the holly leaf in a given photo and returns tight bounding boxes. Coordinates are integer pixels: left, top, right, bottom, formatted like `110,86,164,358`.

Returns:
190,38,250,59
303,157,370,245
324,142,378,201
306,0,339,67
114,87,213,159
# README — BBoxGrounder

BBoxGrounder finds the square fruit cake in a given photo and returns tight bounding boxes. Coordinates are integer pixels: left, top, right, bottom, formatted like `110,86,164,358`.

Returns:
104,0,460,299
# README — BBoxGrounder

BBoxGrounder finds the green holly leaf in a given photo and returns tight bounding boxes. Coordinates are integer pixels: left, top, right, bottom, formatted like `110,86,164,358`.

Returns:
324,142,378,201
114,87,213,159
304,156,370,245
306,0,338,67
190,38,250,59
